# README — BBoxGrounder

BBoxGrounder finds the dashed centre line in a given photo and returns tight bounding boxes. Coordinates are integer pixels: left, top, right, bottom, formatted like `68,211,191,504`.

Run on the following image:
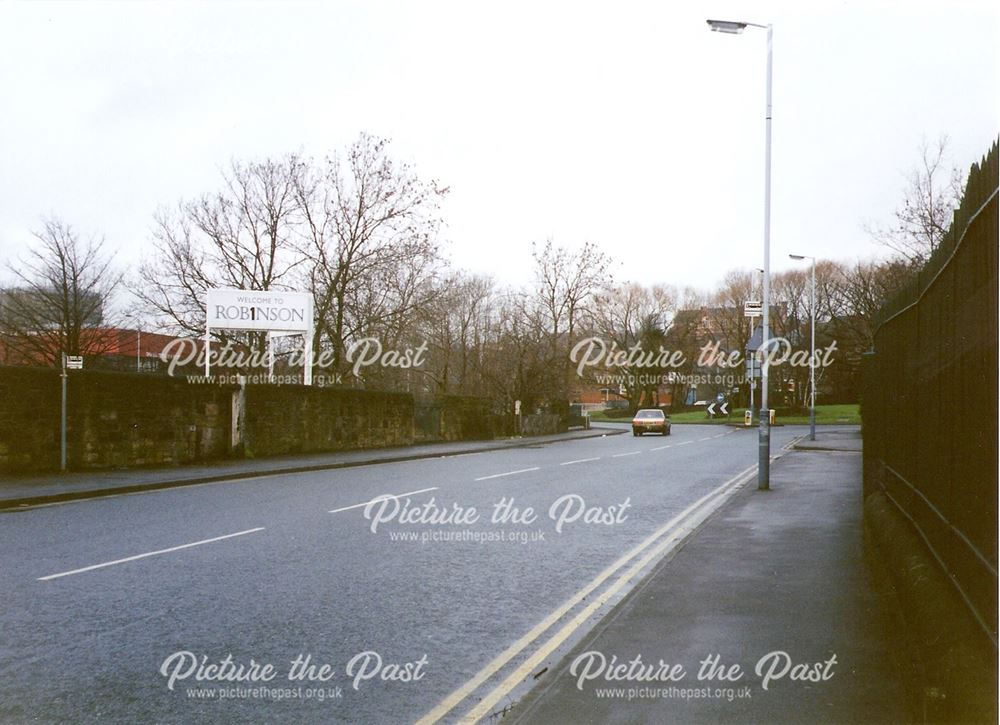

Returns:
560,457,601,466
329,487,439,514
38,527,266,581
474,467,540,481
612,451,641,458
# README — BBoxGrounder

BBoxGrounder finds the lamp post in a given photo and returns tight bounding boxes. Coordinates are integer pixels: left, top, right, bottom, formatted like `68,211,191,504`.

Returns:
707,18,773,490
749,267,764,424
789,254,816,440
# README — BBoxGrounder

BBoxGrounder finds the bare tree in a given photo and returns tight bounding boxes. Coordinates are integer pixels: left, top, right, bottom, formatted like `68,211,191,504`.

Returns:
419,272,496,395
294,134,447,380
833,258,915,350
1,219,122,366
532,239,613,402
590,282,675,409
474,289,553,414
134,155,306,348
867,136,965,265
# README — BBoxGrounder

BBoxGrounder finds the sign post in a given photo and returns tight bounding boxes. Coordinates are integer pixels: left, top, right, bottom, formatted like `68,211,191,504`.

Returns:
59,356,82,471
60,354,67,472
744,302,760,422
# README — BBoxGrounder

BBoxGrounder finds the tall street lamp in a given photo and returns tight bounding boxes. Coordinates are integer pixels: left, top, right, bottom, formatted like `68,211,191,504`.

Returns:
789,254,816,441
707,18,773,490
749,267,764,424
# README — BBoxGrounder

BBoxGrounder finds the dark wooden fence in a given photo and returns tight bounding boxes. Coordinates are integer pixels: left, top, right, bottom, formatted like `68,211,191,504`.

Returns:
862,140,998,648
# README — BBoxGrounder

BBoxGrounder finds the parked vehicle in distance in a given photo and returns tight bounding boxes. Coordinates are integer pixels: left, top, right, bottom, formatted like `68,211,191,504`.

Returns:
632,409,670,436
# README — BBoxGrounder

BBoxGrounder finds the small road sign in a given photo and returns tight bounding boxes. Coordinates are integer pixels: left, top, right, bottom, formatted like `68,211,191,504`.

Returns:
706,401,729,417
744,300,762,317
65,356,83,370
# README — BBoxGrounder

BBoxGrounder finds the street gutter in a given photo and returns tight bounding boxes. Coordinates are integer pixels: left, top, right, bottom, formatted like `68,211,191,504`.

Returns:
0,428,625,512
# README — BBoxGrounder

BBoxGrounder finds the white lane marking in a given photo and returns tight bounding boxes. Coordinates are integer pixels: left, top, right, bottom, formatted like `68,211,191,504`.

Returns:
417,464,757,725
611,451,641,458
697,436,713,442
560,458,601,466
677,441,693,446
474,467,540,481
37,527,266,581
650,444,672,451
328,487,439,513
712,433,727,438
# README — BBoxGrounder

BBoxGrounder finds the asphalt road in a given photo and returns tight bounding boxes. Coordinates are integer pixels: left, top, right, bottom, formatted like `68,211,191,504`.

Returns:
0,423,803,723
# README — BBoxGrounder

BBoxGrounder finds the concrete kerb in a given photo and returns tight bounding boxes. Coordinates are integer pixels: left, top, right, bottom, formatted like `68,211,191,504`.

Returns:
0,428,625,512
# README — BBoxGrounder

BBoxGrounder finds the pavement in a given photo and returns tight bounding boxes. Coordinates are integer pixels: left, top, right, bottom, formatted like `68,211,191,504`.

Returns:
0,427,619,509
510,426,908,724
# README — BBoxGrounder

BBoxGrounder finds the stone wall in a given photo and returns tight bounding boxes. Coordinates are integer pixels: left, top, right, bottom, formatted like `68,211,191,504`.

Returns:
0,366,545,473
243,385,414,457
520,413,564,436
0,366,234,473
0,366,61,472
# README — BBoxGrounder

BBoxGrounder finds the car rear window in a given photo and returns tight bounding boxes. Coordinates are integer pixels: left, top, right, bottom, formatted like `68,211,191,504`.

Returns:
636,410,664,419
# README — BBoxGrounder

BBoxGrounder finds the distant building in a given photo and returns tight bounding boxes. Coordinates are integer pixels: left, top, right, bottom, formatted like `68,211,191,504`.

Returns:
0,326,202,373
0,288,104,328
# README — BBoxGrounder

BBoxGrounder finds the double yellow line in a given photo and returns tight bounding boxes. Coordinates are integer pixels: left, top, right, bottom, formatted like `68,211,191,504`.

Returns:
416,463,759,724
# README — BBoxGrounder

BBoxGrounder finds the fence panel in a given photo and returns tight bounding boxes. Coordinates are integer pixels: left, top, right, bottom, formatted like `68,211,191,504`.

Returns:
863,142,998,648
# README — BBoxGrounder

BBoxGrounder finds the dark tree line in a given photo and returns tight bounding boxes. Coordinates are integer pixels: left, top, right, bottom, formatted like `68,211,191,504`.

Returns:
2,135,979,411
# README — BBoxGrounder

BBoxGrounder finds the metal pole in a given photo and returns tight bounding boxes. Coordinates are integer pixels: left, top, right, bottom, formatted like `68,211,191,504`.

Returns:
60,353,67,472
809,257,816,440
758,24,773,490
136,327,141,373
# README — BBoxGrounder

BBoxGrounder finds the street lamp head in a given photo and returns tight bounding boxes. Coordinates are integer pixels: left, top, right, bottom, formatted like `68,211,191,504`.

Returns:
707,19,748,34
788,254,806,260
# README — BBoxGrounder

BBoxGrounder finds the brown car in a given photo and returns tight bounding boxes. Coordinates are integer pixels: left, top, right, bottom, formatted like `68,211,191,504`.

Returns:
632,409,671,436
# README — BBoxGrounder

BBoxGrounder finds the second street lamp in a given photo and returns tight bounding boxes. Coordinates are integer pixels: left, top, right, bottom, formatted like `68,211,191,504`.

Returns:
707,18,773,490
789,254,817,441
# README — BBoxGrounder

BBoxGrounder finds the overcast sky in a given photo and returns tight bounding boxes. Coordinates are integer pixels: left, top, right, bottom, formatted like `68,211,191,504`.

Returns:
1,0,997,298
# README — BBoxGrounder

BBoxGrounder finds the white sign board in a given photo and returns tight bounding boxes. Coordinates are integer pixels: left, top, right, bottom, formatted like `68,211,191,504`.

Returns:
204,289,315,385
744,300,762,317
206,289,312,333
65,355,83,369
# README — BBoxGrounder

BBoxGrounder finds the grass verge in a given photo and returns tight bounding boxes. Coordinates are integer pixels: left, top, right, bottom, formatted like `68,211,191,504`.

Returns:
589,404,860,425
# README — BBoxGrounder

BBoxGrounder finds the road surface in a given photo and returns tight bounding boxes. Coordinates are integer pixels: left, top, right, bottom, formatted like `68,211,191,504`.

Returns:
0,423,802,723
